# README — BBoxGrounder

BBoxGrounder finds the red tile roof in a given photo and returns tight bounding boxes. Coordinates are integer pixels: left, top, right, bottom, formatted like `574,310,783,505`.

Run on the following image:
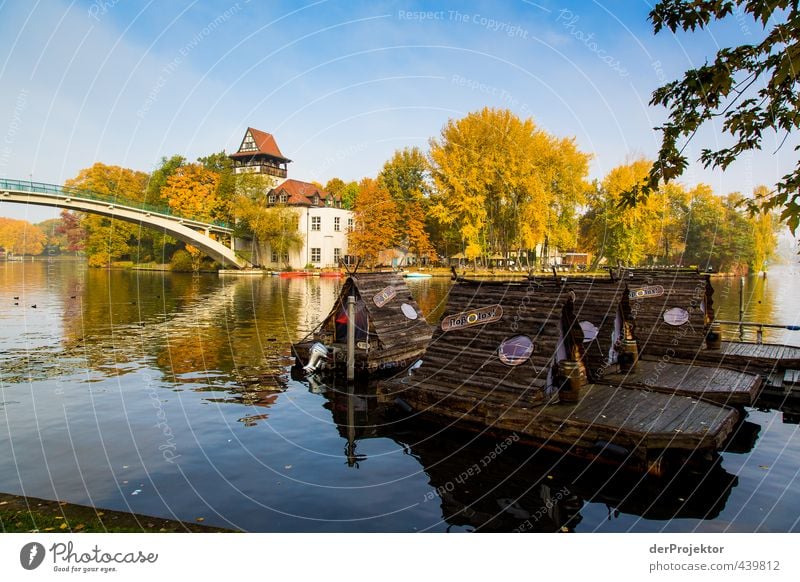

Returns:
271,179,341,206
230,127,291,161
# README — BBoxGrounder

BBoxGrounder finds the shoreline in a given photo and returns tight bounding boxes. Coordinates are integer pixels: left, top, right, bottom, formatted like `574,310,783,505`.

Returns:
0,492,235,533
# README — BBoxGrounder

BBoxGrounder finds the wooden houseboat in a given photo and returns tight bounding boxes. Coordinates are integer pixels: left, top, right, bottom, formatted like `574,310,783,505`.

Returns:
379,278,740,475
292,271,433,376
554,274,761,406
621,268,799,397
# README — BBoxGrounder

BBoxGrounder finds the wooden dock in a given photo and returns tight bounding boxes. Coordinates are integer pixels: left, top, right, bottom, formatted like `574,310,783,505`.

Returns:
601,358,762,406
693,341,800,374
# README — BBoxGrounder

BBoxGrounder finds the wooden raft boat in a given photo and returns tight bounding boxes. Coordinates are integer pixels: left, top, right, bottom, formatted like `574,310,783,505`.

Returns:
554,274,761,405
622,268,797,391
379,278,739,474
292,271,433,376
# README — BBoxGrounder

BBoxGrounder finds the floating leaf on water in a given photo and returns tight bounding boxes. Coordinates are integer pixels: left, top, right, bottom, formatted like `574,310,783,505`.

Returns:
131,489,142,496
196,517,205,522
59,523,68,530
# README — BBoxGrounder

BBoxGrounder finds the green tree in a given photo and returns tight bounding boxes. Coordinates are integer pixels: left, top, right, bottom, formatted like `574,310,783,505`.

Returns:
146,155,185,205
626,1,800,232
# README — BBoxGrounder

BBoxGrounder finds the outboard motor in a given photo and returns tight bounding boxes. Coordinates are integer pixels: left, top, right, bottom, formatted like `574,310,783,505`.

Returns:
303,342,330,374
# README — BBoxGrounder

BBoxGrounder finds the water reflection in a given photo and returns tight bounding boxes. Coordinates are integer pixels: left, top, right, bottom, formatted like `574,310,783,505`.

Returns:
313,377,741,532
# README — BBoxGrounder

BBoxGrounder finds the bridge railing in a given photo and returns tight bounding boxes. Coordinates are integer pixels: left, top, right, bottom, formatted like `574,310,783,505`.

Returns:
0,178,233,230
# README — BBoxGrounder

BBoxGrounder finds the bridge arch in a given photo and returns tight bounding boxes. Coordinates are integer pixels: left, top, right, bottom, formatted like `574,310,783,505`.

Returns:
0,179,251,269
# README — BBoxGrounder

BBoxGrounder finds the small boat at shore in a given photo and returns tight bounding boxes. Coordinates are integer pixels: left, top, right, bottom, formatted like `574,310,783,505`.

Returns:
279,271,313,278
292,271,433,376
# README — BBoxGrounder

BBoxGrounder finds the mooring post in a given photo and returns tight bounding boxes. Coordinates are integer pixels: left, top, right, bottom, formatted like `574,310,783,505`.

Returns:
738,276,745,339
347,295,356,381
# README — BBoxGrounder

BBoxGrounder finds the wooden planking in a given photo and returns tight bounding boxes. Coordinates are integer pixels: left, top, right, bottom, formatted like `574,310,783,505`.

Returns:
600,359,760,405
381,378,739,456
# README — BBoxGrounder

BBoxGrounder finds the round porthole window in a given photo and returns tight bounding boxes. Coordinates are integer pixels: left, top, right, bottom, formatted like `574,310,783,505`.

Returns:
663,307,690,326
400,303,418,320
498,335,534,366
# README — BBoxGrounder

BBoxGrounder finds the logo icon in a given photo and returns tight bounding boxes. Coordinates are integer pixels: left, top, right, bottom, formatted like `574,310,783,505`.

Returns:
20,542,46,570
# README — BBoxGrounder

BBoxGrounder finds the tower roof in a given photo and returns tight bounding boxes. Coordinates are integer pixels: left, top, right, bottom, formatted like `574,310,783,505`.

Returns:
230,127,291,162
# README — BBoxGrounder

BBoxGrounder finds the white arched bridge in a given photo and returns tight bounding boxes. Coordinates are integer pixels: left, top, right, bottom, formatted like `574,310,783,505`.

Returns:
0,178,251,269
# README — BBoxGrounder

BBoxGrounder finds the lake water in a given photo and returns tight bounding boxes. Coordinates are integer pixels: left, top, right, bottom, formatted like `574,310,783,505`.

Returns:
1,262,799,532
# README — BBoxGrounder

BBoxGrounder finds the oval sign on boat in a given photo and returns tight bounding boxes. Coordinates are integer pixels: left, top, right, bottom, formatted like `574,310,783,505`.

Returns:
400,303,418,320
373,285,396,307
498,335,534,366
663,307,690,326
579,320,598,342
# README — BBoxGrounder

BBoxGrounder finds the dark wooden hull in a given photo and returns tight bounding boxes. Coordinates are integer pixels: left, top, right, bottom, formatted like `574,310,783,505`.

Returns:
379,377,740,475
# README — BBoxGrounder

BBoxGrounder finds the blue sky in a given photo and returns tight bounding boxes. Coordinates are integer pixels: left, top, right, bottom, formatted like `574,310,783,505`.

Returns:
0,0,792,222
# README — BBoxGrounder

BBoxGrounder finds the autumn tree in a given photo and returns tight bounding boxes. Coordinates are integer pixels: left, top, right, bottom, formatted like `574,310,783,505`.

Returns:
429,108,590,265
750,185,780,271
581,159,676,267
161,163,225,223
0,217,46,255
379,147,435,263
348,178,399,268
325,178,359,210
56,210,86,251
626,1,800,232
232,172,302,267
65,163,149,267
146,155,185,205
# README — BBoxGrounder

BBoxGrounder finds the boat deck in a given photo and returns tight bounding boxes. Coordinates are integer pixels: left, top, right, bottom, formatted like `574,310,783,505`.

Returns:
688,341,800,373
601,359,762,406
379,378,739,471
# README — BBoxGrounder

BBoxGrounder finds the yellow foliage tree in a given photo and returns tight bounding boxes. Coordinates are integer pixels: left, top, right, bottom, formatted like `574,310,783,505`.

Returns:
64,163,149,266
0,217,46,255
161,164,224,223
347,178,399,268
429,108,590,265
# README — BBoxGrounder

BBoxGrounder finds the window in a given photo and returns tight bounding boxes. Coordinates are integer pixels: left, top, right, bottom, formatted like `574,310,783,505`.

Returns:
268,194,276,204
279,193,288,204
311,248,321,263
333,248,341,263
326,197,333,206
334,217,340,231
313,195,320,205
271,251,278,262
311,216,321,231
282,253,289,263
347,218,354,232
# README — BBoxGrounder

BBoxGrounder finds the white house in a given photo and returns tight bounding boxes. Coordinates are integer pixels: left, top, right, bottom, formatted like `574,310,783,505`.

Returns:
230,128,352,269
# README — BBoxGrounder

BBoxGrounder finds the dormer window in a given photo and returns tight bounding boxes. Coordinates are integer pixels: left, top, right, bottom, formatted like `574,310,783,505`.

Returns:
279,193,288,204
313,195,320,205
268,194,276,204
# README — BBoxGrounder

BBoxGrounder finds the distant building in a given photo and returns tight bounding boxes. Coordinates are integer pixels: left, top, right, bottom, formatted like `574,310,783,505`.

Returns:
230,128,352,269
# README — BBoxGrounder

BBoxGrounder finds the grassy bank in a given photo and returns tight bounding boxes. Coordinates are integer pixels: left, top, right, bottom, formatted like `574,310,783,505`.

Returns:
0,493,234,533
